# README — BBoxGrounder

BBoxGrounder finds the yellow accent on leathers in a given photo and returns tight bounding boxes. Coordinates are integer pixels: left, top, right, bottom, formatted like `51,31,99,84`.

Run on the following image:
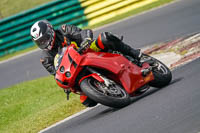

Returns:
71,40,101,52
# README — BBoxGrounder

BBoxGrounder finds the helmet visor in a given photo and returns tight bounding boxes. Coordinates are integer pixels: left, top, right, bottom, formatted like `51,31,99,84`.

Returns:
34,28,54,49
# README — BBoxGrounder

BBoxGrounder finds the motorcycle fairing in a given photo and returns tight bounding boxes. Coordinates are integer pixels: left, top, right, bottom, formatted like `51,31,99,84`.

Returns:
80,52,154,94
55,46,154,95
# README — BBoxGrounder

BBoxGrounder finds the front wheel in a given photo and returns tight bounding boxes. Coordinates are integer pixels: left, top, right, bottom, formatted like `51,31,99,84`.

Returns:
80,77,130,108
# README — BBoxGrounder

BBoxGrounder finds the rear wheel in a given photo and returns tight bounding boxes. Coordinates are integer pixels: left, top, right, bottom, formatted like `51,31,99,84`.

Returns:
142,55,172,88
80,77,130,108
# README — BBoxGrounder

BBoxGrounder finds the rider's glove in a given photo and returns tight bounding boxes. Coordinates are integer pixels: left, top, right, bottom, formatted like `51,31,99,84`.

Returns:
78,38,92,54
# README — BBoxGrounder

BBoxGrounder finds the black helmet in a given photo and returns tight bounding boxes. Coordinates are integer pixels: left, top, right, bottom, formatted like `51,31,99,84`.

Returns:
30,20,55,50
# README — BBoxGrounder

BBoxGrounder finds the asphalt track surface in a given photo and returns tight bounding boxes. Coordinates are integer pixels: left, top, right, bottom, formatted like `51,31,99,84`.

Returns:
1,0,200,89
42,59,200,133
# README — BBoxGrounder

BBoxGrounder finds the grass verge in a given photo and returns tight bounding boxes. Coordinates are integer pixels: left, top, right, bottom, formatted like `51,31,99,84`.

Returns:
0,76,86,133
0,0,52,18
0,0,174,133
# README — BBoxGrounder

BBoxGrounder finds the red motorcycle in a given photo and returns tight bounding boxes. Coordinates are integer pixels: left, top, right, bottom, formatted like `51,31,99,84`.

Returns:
54,43,172,108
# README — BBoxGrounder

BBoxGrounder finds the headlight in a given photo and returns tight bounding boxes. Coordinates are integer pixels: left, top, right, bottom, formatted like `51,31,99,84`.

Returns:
60,66,65,73
65,71,71,77
54,54,63,71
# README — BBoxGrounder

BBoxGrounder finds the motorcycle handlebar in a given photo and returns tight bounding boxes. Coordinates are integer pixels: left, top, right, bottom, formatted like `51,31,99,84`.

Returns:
77,40,92,54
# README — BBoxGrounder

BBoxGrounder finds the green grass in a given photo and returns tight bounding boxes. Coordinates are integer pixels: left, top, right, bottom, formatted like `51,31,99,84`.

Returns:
0,0,175,132
0,0,52,18
0,76,86,133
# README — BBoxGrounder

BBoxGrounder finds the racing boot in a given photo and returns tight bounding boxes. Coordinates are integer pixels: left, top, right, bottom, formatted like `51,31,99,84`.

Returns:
117,41,142,64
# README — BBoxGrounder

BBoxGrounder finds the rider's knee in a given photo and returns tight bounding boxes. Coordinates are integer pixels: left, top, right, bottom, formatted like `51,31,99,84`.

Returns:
96,32,119,50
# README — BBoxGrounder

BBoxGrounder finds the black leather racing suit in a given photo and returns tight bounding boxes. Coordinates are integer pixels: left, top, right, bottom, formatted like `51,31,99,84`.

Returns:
40,24,141,76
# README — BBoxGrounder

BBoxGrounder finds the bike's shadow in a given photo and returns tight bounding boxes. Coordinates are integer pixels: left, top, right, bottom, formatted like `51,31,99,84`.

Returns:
129,77,183,103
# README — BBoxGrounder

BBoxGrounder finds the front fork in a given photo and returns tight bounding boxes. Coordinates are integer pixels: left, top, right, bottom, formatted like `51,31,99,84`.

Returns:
86,67,115,87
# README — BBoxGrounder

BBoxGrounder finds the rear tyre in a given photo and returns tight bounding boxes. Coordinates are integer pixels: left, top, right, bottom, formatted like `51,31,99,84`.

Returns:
80,77,130,108
147,56,172,88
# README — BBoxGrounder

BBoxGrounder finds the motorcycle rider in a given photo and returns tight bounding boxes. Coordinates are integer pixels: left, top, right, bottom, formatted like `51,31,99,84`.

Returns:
30,20,143,107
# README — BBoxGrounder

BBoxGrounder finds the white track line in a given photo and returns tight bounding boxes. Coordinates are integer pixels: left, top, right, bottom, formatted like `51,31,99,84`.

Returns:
0,48,40,64
39,105,100,133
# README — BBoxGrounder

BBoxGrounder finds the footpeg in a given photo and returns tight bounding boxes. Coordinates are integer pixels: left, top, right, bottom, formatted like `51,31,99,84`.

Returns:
141,67,152,76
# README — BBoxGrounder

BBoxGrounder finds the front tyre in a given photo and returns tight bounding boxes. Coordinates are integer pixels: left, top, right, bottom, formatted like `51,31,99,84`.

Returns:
80,77,130,108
